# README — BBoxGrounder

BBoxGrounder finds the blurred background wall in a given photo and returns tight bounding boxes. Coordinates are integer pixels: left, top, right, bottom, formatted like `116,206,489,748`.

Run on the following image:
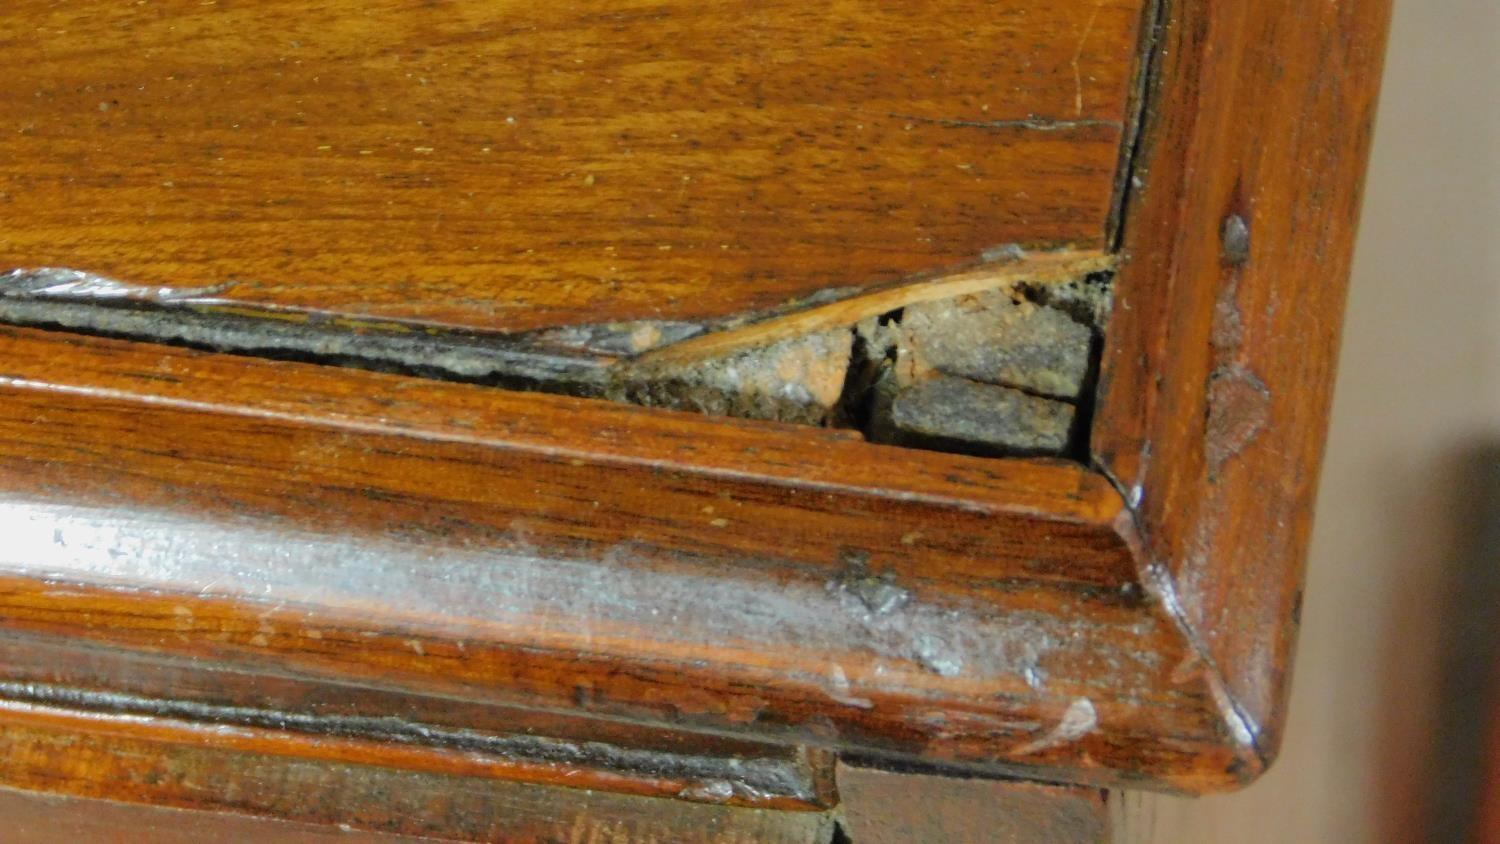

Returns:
1119,0,1500,840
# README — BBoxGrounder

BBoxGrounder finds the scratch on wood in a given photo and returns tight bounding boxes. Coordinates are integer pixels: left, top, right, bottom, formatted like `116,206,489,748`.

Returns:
1071,0,1108,116
888,113,1121,132
1011,697,1098,755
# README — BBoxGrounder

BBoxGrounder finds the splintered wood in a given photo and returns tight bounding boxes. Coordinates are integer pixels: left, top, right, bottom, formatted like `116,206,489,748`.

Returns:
624,249,1114,458
0,249,1114,458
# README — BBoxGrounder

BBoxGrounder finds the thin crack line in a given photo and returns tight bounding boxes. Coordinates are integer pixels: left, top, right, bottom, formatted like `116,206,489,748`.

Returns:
889,113,1122,132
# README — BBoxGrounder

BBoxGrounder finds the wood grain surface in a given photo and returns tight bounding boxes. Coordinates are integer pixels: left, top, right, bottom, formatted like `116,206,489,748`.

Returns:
1,786,439,844
0,327,1251,793
0,721,834,843
0,0,1146,333
1092,0,1393,764
0,0,1394,830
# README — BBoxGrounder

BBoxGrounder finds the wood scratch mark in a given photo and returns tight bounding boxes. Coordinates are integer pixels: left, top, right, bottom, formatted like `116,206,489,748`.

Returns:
890,113,1120,132
1012,697,1098,755
1072,1,1107,116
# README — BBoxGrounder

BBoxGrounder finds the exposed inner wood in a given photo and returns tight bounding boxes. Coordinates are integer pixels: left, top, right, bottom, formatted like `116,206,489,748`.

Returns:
0,325,1254,794
631,248,1115,366
1,248,1112,458
0,0,1145,333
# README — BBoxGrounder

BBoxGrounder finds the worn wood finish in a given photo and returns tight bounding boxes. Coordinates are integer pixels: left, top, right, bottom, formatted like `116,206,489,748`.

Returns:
0,719,834,843
0,0,1392,831
0,0,1145,333
0,326,1249,792
1090,0,1394,762
0,636,833,812
0,630,826,803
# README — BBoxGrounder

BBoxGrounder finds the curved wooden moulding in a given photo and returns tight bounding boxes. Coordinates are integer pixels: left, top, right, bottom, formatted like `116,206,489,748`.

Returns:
0,0,1390,830
0,327,1244,796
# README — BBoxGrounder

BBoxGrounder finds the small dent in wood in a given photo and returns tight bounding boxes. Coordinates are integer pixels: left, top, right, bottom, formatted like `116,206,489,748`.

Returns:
1220,213,1252,266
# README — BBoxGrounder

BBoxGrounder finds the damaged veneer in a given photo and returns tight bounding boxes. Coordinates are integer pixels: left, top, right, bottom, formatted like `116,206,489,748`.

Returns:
0,249,1113,459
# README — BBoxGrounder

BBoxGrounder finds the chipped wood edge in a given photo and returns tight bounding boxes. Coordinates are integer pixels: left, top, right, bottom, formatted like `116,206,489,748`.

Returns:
633,249,1117,368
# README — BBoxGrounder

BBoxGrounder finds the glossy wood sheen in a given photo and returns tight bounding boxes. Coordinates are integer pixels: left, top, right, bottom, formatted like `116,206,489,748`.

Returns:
0,327,1247,792
0,0,1145,332
0,634,834,812
0,0,1393,829
1092,0,1393,760
0,724,834,843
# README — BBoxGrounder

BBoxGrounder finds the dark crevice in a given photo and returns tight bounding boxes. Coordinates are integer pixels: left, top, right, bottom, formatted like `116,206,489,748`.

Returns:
853,272,1113,462
831,307,903,434
0,297,616,397
1,266,1113,466
1106,0,1170,249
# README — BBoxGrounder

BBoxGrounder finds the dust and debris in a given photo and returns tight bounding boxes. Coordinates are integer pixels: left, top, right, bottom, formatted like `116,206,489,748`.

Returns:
980,242,1027,263
613,330,853,425
0,262,1113,459
1019,271,1115,333
843,269,1112,458
900,288,1093,399
0,293,617,394
912,633,965,677
827,551,911,616
873,374,1076,456
531,320,705,357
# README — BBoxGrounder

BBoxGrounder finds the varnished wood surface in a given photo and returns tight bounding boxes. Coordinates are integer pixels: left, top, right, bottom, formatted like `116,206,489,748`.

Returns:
0,0,1392,826
0,630,824,806
0,722,833,843
0,327,1249,792
1091,0,1393,760
0,0,1145,333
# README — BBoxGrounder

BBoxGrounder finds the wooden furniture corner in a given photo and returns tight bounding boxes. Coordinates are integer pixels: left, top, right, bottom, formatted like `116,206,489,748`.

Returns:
0,0,1391,839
